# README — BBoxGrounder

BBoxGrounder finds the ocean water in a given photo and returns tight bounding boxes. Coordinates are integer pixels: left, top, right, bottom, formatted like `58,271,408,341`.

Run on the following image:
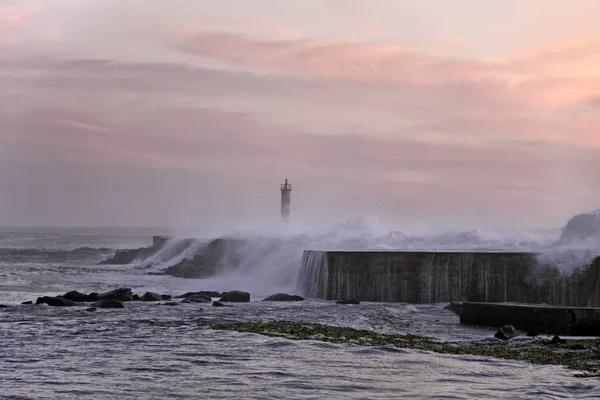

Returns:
1,224,600,399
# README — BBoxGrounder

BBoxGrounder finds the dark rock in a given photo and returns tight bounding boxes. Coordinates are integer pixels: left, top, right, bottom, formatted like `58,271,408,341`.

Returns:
140,292,162,302
571,344,586,350
0,304,8,308
336,299,360,305
95,299,124,309
89,293,99,300
101,247,154,265
551,335,567,345
212,301,226,307
35,296,77,307
219,290,250,303
61,290,96,302
181,295,212,303
175,291,223,299
132,294,140,301
263,293,304,302
97,288,134,302
444,302,463,315
21,301,33,305
160,302,180,306
86,307,97,312
165,238,246,278
527,332,539,337
494,325,517,340
160,294,172,300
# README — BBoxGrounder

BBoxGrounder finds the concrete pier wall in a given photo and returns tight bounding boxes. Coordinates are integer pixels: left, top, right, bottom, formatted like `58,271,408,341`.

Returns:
460,302,600,335
299,250,600,306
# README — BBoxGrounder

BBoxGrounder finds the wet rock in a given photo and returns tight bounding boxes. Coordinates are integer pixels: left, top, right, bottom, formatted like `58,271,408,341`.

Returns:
160,294,172,301
0,304,8,308
86,307,97,312
219,290,250,303
212,301,227,307
101,247,154,265
95,299,124,309
181,295,212,303
132,294,140,301
60,290,97,302
35,296,77,307
21,301,33,305
164,239,246,278
140,292,162,302
175,291,222,299
336,299,360,305
551,335,567,345
494,325,517,340
97,287,134,302
263,293,304,302
443,302,463,315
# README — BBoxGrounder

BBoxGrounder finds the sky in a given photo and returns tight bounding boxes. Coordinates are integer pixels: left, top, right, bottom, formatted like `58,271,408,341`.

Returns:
1,0,599,232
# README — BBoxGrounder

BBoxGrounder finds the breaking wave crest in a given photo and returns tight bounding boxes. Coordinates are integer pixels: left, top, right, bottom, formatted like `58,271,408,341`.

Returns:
105,211,600,296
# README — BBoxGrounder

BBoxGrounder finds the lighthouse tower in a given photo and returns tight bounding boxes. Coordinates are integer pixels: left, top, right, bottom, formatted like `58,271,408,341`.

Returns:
280,178,292,221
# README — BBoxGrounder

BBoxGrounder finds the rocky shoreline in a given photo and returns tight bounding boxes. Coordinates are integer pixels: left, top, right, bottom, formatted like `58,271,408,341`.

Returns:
12,288,307,309
208,320,600,377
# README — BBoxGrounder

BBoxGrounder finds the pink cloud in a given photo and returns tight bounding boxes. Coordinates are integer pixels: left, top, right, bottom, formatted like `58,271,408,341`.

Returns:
0,1,41,33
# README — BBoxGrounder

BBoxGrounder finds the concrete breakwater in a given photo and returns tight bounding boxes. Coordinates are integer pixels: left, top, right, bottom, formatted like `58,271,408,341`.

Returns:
299,250,600,307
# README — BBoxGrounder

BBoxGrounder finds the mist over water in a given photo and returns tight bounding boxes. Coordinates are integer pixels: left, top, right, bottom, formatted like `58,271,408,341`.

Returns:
125,209,600,298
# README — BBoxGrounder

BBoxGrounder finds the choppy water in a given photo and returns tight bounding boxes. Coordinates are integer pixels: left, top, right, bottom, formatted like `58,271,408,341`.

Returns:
1,226,600,399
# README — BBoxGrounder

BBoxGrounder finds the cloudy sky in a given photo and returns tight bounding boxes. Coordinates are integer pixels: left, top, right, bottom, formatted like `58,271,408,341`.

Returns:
1,0,599,231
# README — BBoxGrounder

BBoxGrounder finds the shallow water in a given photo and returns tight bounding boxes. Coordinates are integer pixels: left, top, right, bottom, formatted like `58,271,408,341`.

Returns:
1,227,599,399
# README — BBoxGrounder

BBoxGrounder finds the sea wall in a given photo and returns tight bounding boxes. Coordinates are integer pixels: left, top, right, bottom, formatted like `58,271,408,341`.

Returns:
299,250,600,306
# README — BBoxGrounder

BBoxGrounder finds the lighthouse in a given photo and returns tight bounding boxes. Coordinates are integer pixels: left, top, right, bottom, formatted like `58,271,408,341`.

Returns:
280,178,292,221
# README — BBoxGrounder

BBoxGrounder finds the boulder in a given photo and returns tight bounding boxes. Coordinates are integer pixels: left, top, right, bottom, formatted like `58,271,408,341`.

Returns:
160,294,172,301
551,335,567,345
86,307,97,312
97,288,134,302
21,301,33,305
35,296,77,307
494,325,517,340
336,299,360,305
219,290,250,303
181,294,212,303
140,292,162,302
61,290,97,302
263,293,304,302
95,299,124,309
212,301,226,307
0,304,8,308
132,294,140,301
